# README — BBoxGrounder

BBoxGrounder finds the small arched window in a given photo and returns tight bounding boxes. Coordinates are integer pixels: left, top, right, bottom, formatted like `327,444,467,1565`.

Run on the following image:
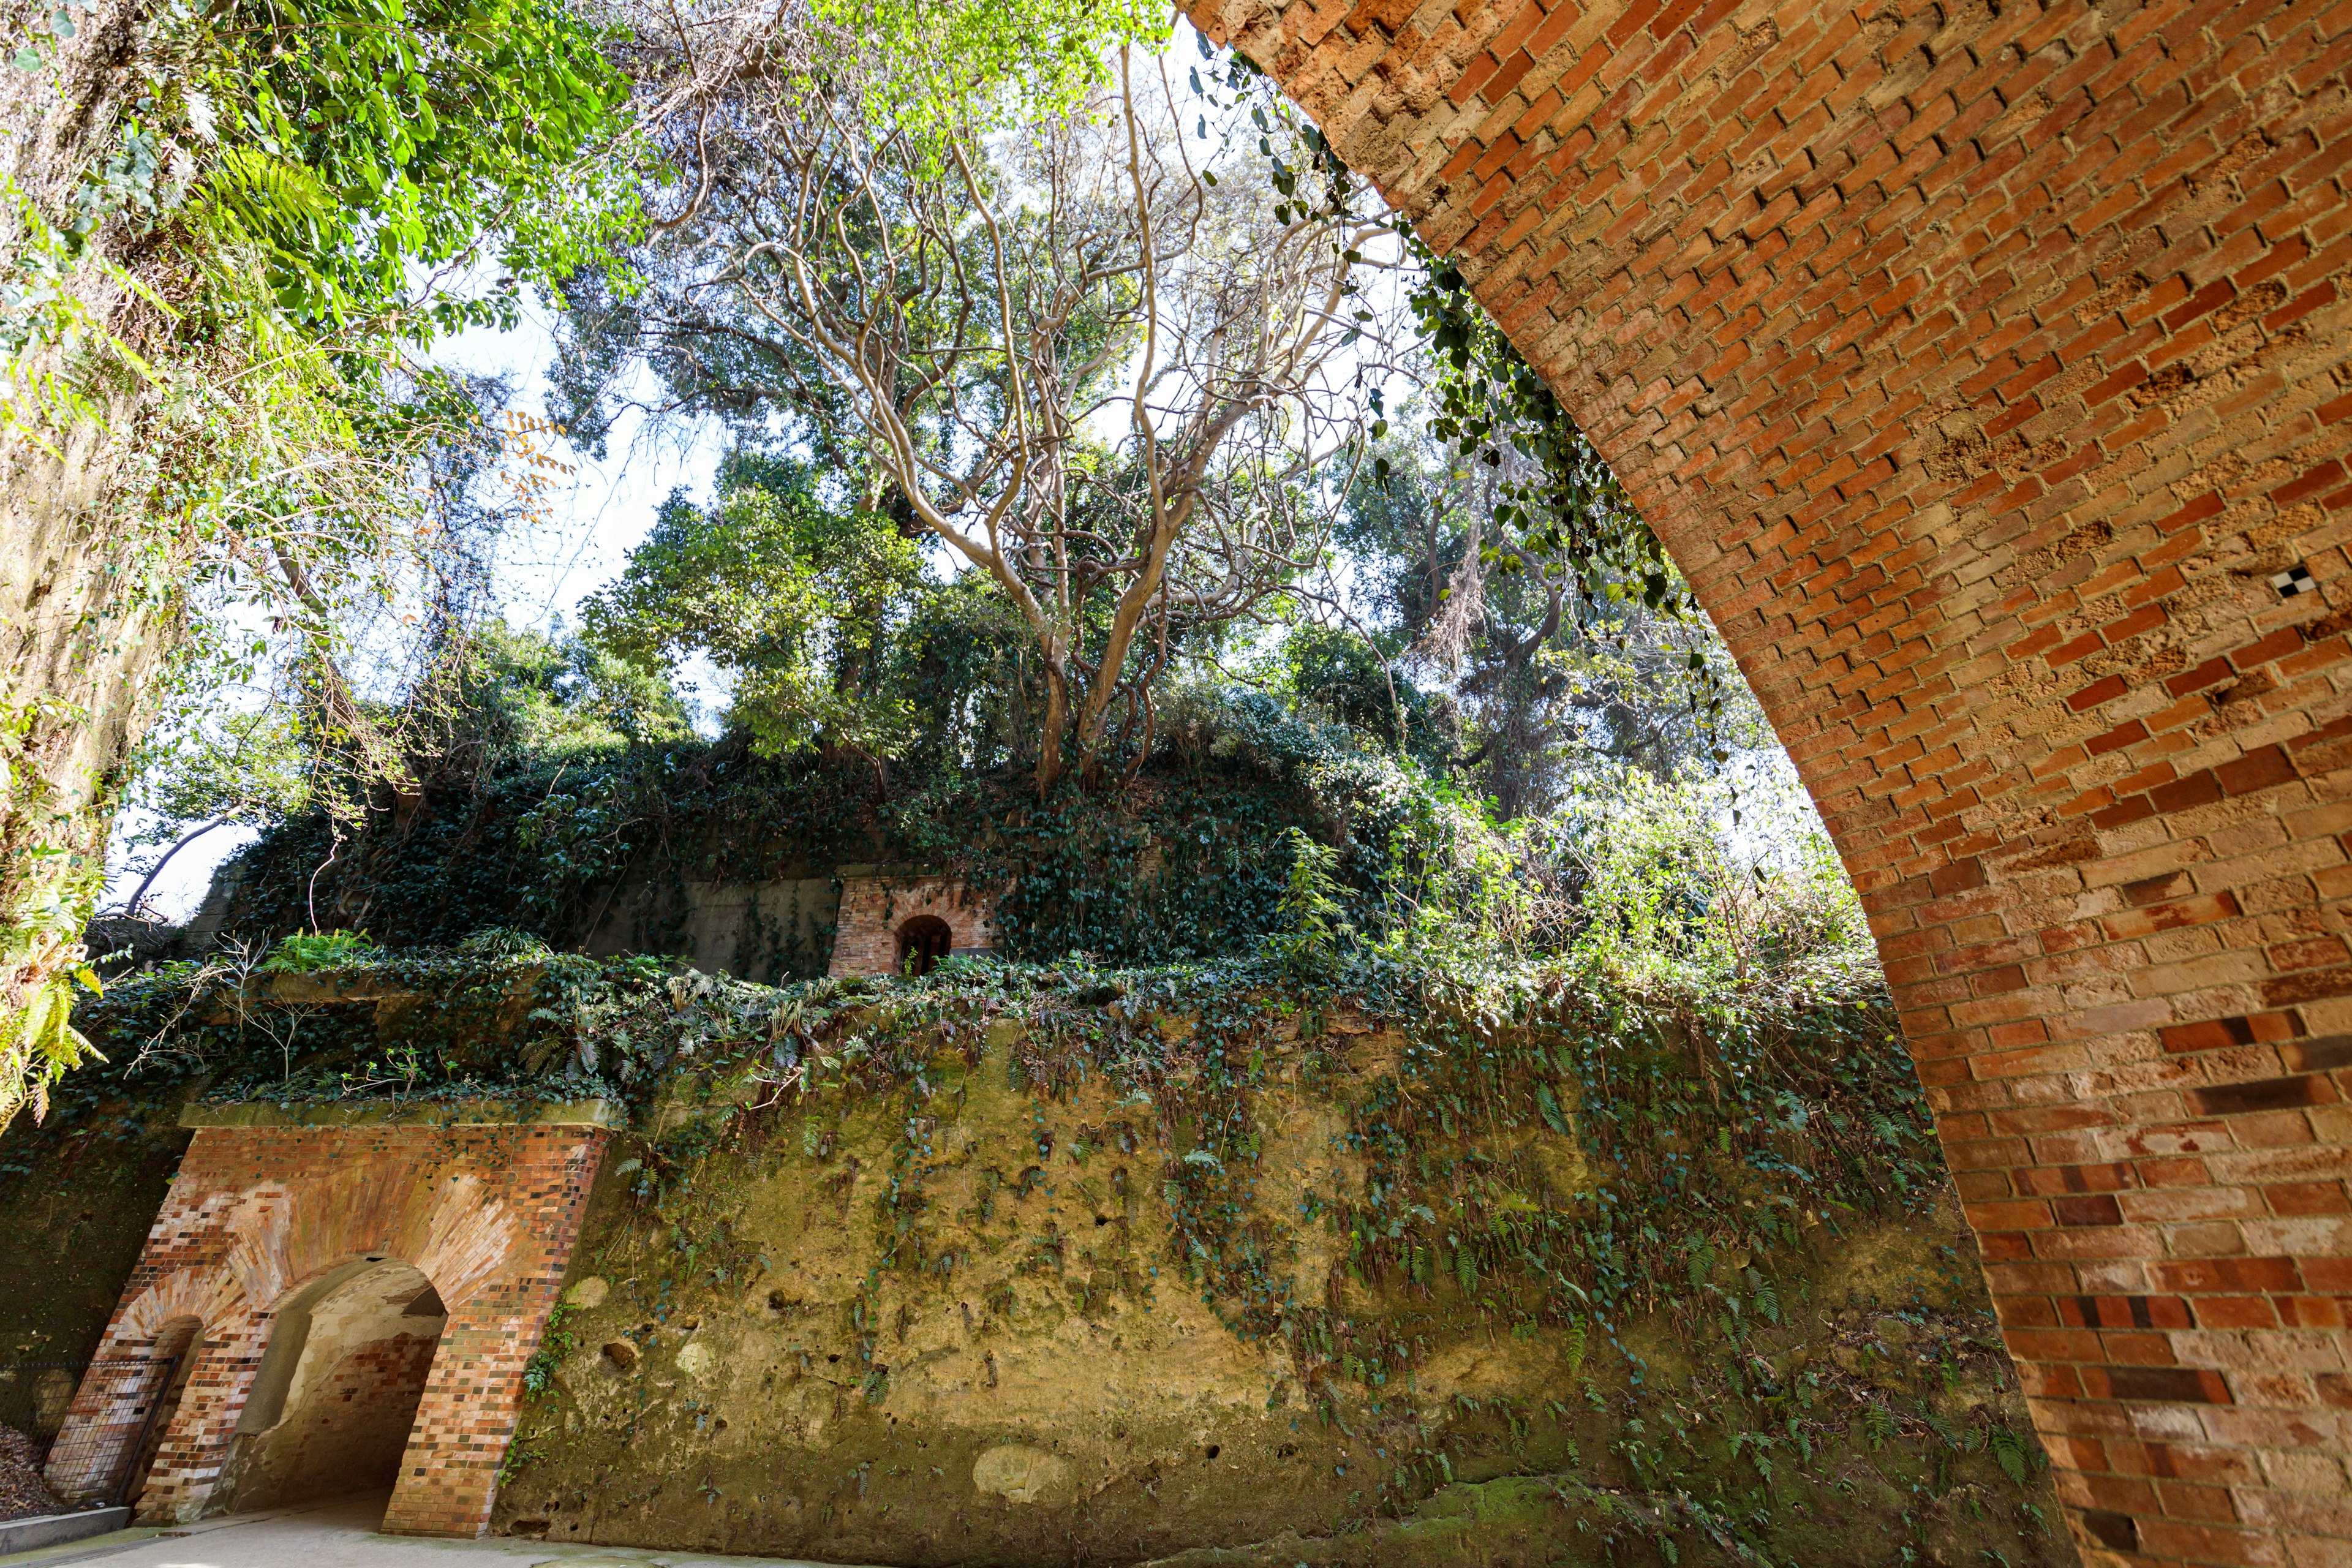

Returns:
897,915,952,976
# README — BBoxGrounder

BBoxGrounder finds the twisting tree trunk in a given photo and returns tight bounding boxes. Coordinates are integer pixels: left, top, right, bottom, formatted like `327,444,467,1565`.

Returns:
603,9,1407,797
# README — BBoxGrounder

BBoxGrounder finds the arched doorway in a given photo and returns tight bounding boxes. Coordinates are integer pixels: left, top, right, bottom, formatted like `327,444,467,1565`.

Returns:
217,1259,447,1515
122,1316,202,1510
896,914,952,976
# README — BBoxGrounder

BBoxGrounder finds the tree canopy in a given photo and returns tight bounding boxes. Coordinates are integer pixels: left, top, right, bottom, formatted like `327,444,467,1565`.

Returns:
30,0,1853,1142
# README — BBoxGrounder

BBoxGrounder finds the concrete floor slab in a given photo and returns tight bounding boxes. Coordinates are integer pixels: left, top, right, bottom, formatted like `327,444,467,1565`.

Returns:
0,1496,872,1568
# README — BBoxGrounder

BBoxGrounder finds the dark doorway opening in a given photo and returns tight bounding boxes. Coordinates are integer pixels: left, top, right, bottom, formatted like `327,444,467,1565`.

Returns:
897,915,952,976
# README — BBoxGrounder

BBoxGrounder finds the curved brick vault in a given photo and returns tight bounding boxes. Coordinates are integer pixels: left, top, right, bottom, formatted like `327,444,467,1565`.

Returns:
1188,0,2352,1562
56,1118,608,1536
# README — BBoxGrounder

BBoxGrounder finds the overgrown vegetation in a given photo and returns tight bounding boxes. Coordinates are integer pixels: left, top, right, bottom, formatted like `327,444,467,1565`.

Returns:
28,780,2048,1560
0,0,644,1129
2,3,2047,1559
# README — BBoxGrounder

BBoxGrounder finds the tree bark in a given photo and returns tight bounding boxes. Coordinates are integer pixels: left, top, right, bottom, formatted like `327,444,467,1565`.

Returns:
2,0,191,1046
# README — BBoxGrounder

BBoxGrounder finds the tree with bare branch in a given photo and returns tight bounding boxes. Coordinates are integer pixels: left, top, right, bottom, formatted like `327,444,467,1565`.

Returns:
580,6,1407,790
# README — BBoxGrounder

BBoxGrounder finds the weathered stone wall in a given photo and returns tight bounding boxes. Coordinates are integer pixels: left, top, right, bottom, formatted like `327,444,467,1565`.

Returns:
1191,1,2352,1561
582,877,842,983
0,1112,189,1366
495,1022,2062,1566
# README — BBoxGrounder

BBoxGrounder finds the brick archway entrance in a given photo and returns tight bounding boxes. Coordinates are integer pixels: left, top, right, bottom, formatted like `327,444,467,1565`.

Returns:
214,1257,447,1515
1197,0,2352,1561
55,1107,609,1536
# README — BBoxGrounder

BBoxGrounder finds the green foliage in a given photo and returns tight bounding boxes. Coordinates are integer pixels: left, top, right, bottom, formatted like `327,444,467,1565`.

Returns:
807,0,1169,142
457,926,555,959
0,952,104,1136
448,622,696,756
1406,246,1684,611
1278,624,1455,767
1556,763,1874,1008
205,657,1463,968
582,456,929,764
196,0,639,328
1265,827,1352,981
257,929,377,973
1334,419,1766,819
48,928,2042,1561
0,695,109,1135
125,705,315,841
1,0,645,1131
521,1300,579,1398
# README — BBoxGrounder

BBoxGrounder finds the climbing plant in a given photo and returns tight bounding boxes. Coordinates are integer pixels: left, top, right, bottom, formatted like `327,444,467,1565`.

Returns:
38,910,2045,1561
0,0,643,1133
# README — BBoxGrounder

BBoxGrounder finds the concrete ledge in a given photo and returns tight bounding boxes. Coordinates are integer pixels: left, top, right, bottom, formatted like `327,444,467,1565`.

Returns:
0,1507,129,1555
179,1096,619,1130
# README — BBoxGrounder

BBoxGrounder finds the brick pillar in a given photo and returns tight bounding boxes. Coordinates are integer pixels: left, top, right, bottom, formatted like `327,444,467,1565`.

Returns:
379,1132,609,1537
1196,0,2352,1561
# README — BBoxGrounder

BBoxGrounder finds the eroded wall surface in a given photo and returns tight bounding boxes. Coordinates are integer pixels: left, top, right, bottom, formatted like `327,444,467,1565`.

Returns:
496,1021,2065,1566
51,1121,606,1536
1188,1,2352,1561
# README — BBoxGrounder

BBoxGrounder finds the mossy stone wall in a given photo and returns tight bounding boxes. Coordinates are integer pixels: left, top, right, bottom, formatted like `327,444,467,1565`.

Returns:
497,1020,2065,1567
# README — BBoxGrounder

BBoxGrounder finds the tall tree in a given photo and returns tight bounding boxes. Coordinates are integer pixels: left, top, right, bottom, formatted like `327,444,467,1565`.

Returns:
581,453,927,774
1336,429,1767,819
575,7,1408,790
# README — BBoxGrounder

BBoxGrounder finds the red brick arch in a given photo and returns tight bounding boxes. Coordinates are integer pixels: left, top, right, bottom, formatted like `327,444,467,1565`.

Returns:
1191,0,2352,1561
61,1118,608,1536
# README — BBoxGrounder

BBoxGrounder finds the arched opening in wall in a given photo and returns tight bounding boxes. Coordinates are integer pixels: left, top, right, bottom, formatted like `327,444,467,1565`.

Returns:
123,1316,202,1509
897,914,952,976
217,1259,447,1518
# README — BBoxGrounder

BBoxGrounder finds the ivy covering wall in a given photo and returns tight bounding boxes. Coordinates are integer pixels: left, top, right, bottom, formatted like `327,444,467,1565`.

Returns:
202,690,1469,971
5,932,2064,1564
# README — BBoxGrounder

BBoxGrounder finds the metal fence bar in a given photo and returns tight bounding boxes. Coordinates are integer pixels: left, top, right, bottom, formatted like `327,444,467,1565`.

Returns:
0,1357,180,1514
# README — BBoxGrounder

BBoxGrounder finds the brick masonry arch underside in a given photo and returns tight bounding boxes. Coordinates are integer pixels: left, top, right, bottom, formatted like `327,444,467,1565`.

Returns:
1187,0,2352,1562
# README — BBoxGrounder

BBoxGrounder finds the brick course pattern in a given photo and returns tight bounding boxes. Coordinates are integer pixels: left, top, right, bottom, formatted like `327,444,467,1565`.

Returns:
1189,0,2352,1562
54,1125,606,1537
827,876,997,976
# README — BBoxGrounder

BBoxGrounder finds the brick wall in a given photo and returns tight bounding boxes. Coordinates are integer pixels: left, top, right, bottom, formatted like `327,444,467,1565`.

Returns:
1192,0,2352,1562
828,876,997,976
55,1124,606,1537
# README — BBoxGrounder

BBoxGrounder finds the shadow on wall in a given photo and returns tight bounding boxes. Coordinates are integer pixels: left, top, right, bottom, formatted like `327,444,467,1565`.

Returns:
216,1259,447,1513
581,878,840,982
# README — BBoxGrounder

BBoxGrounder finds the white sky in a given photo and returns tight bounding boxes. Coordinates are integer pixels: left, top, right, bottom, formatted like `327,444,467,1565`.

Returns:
104,298,728,924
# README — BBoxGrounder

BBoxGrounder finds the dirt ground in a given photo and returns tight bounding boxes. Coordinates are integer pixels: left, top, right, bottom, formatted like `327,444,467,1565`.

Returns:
0,1429,66,1523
